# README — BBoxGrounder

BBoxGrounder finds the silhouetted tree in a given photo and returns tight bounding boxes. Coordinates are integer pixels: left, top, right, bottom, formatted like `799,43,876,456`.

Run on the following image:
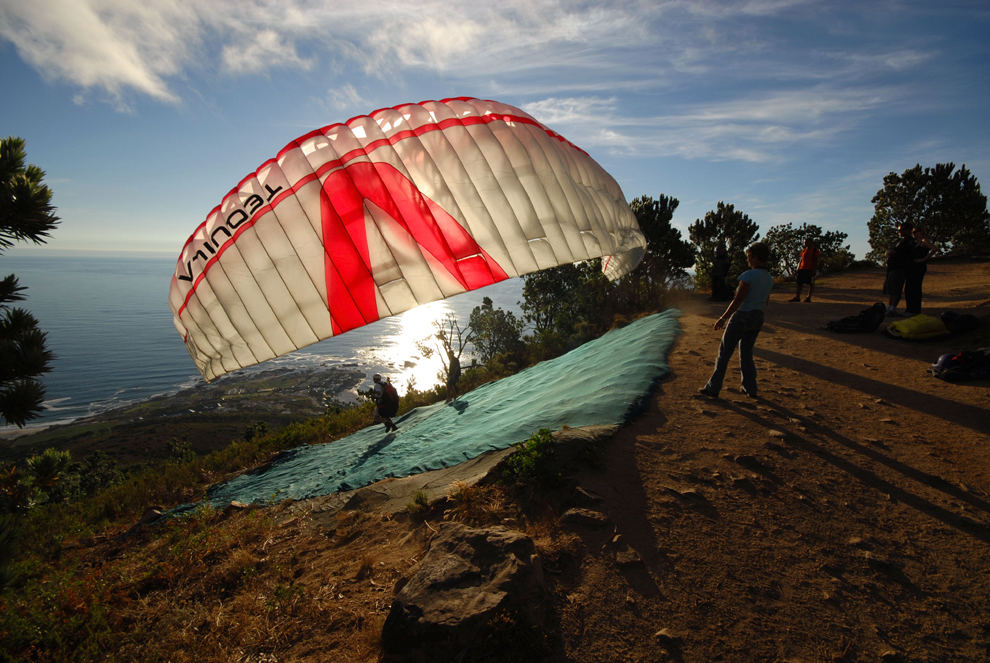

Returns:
763,222,854,277
868,162,990,262
1,137,59,427
622,195,694,307
468,296,524,365
417,313,474,399
688,202,760,290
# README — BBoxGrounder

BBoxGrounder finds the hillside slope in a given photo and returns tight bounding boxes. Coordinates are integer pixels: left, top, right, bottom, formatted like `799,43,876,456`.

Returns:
7,259,988,662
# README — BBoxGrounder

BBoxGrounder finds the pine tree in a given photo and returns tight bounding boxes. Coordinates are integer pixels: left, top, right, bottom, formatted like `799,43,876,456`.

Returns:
688,202,760,290
1,137,59,427
867,163,990,262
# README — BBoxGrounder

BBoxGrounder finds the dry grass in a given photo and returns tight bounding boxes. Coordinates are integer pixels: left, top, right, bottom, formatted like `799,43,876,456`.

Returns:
0,498,431,663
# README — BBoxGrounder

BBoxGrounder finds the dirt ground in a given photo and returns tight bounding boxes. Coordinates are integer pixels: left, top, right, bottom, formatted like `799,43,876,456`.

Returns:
262,259,990,663
58,260,990,663
550,259,990,662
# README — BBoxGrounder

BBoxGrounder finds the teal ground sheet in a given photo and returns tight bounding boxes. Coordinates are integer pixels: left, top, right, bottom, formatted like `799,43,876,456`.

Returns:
200,309,681,507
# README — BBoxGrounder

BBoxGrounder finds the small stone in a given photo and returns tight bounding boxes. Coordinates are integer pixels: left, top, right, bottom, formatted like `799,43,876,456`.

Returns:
573,486,604,505
561,508,610,528
138,507,164,524
732,476,756,492
768,429,786,439
615,547,643,567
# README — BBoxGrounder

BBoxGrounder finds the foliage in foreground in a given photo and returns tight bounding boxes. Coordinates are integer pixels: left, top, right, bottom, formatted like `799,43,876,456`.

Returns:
500,428,560,494
1,136,60,427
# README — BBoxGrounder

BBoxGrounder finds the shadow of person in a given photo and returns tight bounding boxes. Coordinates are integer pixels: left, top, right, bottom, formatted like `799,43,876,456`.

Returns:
448,399,469,414
353,432,397,469
718,398,990,545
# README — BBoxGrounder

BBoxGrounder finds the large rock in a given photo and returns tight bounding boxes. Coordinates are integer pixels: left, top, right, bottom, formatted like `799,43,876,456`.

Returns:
380,522,548,661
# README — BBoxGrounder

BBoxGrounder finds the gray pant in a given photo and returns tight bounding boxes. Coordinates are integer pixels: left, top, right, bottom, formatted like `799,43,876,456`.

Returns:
704,309,764,396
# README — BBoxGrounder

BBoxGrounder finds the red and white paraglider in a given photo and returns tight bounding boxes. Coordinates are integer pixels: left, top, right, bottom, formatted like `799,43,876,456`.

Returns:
169,97,646,381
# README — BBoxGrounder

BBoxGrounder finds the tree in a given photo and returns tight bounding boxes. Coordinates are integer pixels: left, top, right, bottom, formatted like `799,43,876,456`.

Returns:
623,195,694,306
416,313,474,398
763,222,854,277
520,193,695,358
1,137,59,427
520,260,613,358
868,162,990,262
26,447,72,504
688,202,760,290
468,296,524,365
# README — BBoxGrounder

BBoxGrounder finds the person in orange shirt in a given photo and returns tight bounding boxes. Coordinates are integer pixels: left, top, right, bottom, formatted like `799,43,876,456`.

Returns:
790,237,820,302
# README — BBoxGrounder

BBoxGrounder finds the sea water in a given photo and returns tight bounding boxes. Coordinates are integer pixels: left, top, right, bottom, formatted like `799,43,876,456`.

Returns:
2,253,524,432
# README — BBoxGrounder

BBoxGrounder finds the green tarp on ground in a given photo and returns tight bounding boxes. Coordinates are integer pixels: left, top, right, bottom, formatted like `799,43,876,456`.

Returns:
200,309,681,507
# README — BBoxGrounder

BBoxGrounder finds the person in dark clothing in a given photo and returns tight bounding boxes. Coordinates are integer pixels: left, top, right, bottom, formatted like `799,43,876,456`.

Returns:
445,349,461,402
884,223,915,317
904,225,934,315
710,243,731,301
372,373,399,432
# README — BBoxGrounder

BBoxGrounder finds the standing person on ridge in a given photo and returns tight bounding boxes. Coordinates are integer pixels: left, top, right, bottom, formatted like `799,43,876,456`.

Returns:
905,225,934,315
883,222,916,317
445,349,461,402
698,242,774,399
710,242,732,301
372,373,399,432
790,237,820,302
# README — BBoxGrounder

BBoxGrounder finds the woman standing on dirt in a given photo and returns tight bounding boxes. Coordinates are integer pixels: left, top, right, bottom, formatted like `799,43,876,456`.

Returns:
697,242,774,399
905,225,934,315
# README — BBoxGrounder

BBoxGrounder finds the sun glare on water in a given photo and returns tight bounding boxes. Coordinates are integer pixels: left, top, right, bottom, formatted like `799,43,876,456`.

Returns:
377,299,456,393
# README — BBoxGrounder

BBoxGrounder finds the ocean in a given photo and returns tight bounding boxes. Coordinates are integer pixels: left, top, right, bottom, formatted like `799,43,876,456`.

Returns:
2,253,524,433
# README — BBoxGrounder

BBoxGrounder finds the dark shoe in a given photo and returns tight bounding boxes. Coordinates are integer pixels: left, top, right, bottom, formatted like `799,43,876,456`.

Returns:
697,387,719,399
741,386,758,398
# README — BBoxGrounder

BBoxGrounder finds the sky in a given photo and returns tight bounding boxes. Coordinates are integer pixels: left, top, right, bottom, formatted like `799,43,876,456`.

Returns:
2,0,989,263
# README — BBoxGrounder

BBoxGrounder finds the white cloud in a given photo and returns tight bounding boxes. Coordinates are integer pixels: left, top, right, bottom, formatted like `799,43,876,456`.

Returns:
220,28,313,74
0,0,970,141
0,0,201,106
521,96,620,127
325,83,371,115
527,85,897,163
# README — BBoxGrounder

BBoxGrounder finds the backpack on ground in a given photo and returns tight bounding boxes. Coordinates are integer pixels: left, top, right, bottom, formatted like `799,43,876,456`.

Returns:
826,303,886,333
940,310,981,334
931,348,990,381
883,314,949,340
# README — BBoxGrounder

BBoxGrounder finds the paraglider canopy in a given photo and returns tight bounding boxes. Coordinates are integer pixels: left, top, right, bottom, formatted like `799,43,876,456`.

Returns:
169,97,646,381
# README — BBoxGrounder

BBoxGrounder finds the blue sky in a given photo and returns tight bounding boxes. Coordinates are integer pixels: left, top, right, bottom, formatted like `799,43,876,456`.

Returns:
2,0,988,262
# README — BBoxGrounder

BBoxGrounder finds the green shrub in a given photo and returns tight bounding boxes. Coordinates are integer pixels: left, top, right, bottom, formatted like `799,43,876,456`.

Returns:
407,490,430,520
501,428,560,491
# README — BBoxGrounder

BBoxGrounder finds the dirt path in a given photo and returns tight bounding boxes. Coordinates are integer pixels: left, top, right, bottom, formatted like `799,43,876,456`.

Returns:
557,259,990,662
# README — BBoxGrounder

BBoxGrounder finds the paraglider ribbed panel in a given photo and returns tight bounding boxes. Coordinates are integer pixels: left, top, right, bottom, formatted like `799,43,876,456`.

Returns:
170,97,646,381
